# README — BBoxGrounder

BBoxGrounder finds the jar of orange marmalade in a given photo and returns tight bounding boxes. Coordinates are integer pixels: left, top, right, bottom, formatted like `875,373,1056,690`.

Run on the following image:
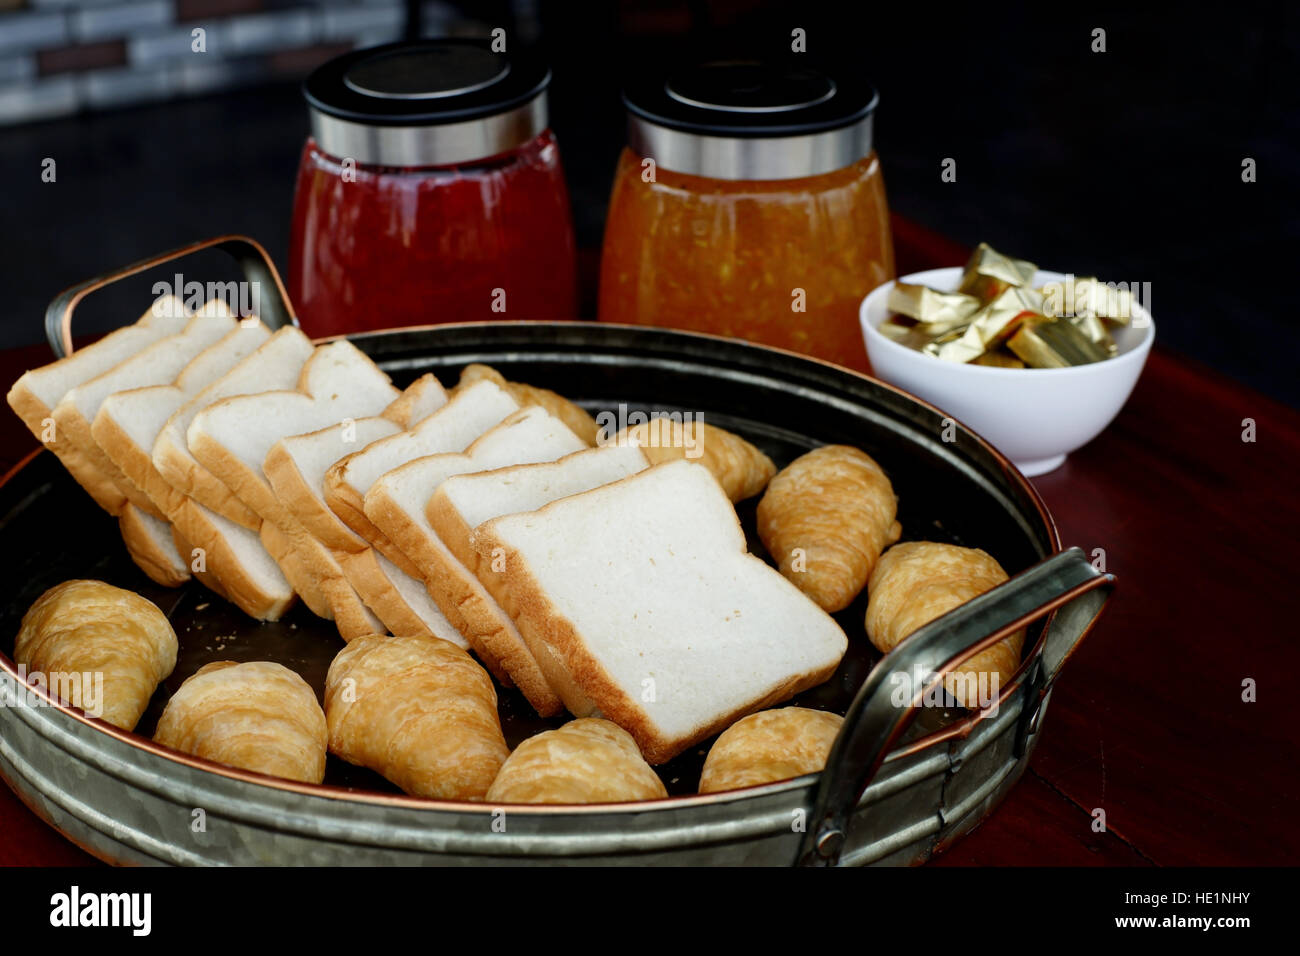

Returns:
599,59,893,370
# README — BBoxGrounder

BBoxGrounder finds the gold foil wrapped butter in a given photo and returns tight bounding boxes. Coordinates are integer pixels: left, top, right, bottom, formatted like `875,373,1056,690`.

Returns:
973,350,1025,369
1068,310,1118,356
1007,318,1109,368
958,242,1037,301
887,283,982,333
881,242,1129,369
923,325,985,363
879,316,947,351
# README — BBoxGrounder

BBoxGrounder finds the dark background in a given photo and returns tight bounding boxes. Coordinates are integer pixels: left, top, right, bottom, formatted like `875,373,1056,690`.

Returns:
1,0,1297,404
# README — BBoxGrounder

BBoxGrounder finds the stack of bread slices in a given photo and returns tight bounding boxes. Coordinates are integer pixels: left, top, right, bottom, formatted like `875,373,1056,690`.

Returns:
8,299,847,764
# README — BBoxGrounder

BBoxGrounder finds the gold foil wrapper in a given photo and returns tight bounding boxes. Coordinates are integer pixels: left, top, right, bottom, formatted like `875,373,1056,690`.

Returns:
878,317,947,351
958,242,1038,301
886,244,1127,369
1040,276,1134,326
887,282,982,333
972,350,1026,369
967,286,1043,346
1068,310,1118,356
1007,317,1109,368
923,325,985,363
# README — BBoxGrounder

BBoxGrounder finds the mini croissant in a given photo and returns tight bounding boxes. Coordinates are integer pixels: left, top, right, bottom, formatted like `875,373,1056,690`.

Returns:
611,418,775,502
15,580,177,731
757,444,901,611
457,364,599,446
865,542,1023,708
154,661,327,783
699,707,844,793
325,633,509,800
486,718,667,805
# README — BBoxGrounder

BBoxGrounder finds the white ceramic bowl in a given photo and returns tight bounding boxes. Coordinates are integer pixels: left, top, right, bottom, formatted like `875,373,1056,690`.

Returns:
861,268,1154,476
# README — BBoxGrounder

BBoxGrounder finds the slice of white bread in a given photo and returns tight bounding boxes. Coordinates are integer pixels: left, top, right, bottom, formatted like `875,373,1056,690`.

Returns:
92,323,292,614
119,502,190,587
170,525,229,601
6,296,190,514
332,548,466,647
265,416,403,552
472,459,849,764
380,373,449,432
170,496,295,620
187,338,400,528
363,406,588,713
153,326,316,529
93,322,273,521
263,407,462,647
51,310,239,517
426,444,651,712
184,340,402,621
324,379,519,577
260,374,448,554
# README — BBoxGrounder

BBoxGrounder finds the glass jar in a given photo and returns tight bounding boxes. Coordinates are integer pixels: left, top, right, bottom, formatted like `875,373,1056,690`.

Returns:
292,40,577,337
599,59,893,370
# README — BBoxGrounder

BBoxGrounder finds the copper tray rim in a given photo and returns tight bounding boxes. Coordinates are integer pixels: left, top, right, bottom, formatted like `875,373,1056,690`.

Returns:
0,320,1062,814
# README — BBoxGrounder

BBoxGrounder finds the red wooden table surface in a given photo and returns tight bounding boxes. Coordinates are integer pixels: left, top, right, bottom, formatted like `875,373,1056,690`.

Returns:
1,218,1294,866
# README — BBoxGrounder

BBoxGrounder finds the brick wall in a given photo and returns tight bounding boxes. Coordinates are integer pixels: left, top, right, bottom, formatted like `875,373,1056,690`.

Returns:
0,0,494,124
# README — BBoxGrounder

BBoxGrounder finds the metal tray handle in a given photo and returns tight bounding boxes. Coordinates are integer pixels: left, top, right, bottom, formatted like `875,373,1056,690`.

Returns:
44,235,297,358
796,546,1114,866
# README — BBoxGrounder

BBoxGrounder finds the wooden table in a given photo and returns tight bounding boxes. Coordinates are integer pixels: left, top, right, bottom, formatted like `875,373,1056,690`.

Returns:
2,220,1293,866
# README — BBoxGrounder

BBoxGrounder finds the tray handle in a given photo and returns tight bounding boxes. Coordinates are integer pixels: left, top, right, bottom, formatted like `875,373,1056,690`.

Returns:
44,235,297,358
795,545,1114,866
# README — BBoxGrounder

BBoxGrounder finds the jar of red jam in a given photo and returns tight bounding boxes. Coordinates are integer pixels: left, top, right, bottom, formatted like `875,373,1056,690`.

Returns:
292,39,577,336
599,59,893,370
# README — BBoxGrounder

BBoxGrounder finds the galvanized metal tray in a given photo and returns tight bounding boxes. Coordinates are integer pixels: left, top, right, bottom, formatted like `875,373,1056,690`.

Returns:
0,240,1111,866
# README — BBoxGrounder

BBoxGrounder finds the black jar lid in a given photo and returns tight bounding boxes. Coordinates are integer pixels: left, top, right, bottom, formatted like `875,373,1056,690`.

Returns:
304,39,551,167
623,57,878,181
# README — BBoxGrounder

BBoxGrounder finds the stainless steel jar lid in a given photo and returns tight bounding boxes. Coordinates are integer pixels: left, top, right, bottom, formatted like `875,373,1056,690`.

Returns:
624,58,878,181
303,39,550,168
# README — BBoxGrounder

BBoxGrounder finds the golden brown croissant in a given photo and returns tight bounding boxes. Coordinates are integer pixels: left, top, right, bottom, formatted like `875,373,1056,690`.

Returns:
153,661,327,783
457,363,599,446
699,707,843,793
865,541,1023,708
324,633,508,799
14,580,177,731
611,418,775,502
757,445,901,611
485,718,667,804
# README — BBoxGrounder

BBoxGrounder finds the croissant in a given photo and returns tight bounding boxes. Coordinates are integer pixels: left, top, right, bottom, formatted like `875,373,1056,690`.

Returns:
457,364,599,446
757,444,901,611
14,580,177,731
154,661,327,783
699,707,844,793
324,633,508,799
865,542,1023,708
486,718,667,804
610,418,775,502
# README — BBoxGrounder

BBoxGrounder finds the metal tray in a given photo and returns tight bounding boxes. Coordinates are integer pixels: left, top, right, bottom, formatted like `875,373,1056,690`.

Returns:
0,242,1111,866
